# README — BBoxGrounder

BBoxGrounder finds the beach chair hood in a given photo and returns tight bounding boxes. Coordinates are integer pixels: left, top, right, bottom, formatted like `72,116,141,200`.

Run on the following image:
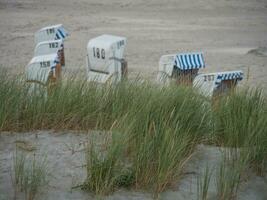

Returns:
158,52,205,84
86,34,126,83
193,70,243,97
35,24,69,44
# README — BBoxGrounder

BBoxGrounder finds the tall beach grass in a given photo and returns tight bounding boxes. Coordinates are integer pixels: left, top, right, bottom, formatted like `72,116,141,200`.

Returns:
13,149,49,200
1,70,266,196
213,89,267,174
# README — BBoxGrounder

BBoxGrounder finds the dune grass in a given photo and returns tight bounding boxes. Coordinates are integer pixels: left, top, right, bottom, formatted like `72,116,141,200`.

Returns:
215,149,248,200
80,84,210,195
213,89,267,174
118,86,210,193
197,165,213,200
1,70,266,196
13,149,49,200
83,131,127,195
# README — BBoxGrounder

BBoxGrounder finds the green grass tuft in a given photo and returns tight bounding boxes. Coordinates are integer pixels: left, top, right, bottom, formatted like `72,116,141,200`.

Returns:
1,70,266,196
13,149,49,200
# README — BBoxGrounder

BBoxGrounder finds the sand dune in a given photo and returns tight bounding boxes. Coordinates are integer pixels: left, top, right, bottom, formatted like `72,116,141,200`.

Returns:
1,131,267,200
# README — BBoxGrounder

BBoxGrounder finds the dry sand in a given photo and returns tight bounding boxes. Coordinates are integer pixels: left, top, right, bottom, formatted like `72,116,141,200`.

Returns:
0,0,267,88
0,131,267,200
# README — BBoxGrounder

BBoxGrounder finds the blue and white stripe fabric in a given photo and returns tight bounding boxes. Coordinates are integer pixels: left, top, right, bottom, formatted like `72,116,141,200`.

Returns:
174,52,205,70
55,27,68,40
217,71,243,81
215,71,243,88
51,57,60,72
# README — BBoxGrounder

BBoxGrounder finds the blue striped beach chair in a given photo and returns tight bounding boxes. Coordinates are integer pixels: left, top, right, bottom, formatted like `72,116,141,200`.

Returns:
193,71,244,98
157,52,205,85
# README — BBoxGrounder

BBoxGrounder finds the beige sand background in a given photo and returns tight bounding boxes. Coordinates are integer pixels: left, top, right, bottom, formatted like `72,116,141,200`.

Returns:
1,131,267,200
0,0,267,88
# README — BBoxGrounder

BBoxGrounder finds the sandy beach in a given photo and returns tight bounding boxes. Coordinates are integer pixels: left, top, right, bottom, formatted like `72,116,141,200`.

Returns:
1,0,267,199
0,0,267,88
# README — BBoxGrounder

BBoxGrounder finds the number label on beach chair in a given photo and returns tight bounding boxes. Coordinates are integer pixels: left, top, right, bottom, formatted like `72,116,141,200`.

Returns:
49,42,59,49
87,34,127,84
40,61,51,68
46,28,55,35
92,47,105,59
